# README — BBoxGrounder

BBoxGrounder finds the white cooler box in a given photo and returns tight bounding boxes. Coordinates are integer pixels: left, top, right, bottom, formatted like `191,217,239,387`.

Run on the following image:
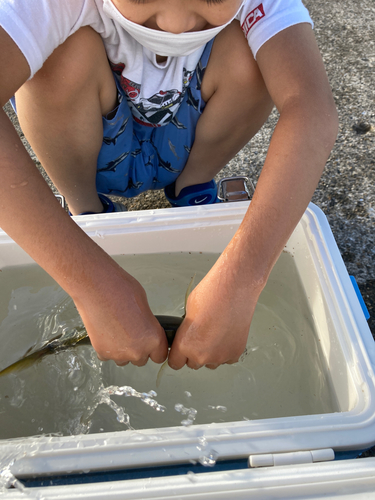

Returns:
0,202,374,498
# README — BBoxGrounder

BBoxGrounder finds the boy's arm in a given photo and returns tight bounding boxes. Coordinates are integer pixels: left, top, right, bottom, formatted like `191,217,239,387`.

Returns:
168,23,339,370
0,27,168,366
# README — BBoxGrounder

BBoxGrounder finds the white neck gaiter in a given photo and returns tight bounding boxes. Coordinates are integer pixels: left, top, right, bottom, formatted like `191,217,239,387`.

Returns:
103,0,243,57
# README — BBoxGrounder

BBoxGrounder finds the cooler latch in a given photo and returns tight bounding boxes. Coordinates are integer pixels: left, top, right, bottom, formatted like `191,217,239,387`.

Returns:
249,448,335,468
217,176,254,202
55,194,66,209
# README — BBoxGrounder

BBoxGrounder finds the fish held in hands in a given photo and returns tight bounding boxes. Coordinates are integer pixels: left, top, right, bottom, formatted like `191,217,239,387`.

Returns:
0,315,183,377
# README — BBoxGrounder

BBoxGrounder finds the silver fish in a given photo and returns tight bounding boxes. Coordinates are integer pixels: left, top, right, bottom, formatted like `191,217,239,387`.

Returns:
0,278,196,377
0,316,184,378
156,274,195,387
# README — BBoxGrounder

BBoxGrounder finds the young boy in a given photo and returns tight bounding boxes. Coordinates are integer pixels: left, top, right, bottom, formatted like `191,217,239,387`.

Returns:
0,0,338,370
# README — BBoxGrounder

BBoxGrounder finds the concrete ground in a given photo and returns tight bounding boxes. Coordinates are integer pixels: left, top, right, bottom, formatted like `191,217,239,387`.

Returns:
2,0,375,456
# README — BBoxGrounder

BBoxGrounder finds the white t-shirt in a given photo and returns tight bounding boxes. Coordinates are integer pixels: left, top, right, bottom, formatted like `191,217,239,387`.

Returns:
0,0,312,127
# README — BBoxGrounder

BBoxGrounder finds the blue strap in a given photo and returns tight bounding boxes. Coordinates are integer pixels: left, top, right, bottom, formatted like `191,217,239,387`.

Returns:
350,276,370,320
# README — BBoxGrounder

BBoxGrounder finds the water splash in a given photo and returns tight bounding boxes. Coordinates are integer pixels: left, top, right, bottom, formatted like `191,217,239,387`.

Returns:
198,451,218,467
196,436,219,467
102,386,166,412
174,403,197,426
0,458,26,494
81,385,166,432
186,470,198,482
208,405,227,412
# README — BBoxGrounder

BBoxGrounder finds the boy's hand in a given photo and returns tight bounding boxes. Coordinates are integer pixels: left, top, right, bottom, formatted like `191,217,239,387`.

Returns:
72,265,168,367
167,249,261,370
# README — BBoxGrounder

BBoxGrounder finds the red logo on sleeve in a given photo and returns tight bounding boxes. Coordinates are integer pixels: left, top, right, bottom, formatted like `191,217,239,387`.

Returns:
241,4,265,37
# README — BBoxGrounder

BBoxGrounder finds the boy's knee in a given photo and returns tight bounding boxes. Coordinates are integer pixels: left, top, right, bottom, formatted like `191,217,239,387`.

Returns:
202,21,270,105
20,27,112,108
